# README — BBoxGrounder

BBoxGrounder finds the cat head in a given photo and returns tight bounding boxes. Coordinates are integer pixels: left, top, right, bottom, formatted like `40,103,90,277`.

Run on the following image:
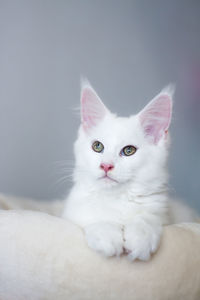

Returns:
74,80,174,193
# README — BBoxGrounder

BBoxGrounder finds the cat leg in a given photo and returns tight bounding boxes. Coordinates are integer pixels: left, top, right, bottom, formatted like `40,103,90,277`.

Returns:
123,215,162,261
84,222,124,257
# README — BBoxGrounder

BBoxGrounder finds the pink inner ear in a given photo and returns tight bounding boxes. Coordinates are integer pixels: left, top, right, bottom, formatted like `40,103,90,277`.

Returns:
139,94,172,144
81,86,108,132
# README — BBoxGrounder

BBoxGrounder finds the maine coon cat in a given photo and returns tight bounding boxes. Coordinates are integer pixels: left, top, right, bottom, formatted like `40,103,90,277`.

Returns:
63,81,196,261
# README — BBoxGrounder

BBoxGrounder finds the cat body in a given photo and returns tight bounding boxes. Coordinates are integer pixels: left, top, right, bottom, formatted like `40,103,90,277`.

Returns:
63,81,195,261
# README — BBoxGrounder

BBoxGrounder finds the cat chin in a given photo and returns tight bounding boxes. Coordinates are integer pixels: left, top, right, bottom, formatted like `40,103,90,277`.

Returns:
97,176,119,188
96,174,133,188
99,175,118,183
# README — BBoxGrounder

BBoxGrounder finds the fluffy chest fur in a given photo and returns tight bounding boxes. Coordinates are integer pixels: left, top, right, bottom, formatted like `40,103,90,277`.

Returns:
64,184,169,227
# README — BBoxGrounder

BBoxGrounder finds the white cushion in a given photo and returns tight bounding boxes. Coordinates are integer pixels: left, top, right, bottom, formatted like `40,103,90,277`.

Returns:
0,210,199,300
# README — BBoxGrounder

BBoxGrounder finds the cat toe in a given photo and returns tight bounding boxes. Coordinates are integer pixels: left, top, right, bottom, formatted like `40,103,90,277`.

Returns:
85,222,124,257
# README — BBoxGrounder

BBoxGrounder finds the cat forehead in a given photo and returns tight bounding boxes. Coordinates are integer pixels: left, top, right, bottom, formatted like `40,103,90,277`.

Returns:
87,114,143,144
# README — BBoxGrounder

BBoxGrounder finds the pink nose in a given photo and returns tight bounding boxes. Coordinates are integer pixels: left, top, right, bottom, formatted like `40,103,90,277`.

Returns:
100,163,114,173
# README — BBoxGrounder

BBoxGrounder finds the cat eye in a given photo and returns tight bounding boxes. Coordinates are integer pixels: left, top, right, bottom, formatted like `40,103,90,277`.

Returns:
120,145,137,156
92,141,104,153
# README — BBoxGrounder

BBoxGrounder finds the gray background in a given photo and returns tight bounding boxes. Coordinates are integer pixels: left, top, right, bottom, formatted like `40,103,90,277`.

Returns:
0,1,199,212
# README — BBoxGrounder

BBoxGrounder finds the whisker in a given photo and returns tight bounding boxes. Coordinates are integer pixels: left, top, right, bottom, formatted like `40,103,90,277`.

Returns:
53,173,74,187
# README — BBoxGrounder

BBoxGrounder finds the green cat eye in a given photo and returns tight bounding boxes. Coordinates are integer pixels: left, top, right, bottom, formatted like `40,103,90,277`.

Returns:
92,141,104,153
120,145,137,156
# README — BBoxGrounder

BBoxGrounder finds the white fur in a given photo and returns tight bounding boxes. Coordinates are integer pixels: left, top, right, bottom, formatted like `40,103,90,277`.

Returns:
63,82,196,261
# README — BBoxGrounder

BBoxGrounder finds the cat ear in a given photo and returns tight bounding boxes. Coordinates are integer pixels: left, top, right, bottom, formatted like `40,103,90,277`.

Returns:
139,85,174,144
80,80,109,132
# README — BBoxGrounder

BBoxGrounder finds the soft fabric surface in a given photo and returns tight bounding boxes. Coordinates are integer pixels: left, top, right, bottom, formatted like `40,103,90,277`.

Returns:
0,210,199,300
0,194,63,216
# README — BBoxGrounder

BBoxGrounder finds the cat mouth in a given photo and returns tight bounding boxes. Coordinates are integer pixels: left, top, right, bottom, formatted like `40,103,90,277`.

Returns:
100,174,118,183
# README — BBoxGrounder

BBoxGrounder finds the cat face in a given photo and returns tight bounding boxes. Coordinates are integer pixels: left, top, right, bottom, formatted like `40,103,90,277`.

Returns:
74,81,173,190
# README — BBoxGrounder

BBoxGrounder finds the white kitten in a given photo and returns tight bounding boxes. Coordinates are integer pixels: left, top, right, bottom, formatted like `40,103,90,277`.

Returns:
63,81,196,261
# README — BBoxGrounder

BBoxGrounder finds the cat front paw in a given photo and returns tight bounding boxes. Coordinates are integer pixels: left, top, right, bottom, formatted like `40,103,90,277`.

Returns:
123,221,162,261
84,222,123,257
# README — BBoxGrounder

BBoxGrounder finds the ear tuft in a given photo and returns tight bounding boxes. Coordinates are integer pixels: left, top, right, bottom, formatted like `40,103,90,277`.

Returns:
80,79,109,132
139,85,175,144
161,83,175,99
80,77,92,91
